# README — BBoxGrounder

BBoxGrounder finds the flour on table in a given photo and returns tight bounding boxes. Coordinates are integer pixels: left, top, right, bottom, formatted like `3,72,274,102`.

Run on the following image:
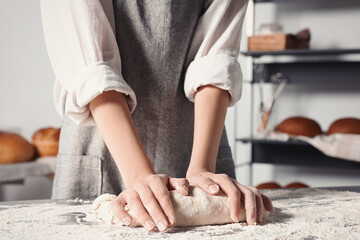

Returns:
1,188,360,240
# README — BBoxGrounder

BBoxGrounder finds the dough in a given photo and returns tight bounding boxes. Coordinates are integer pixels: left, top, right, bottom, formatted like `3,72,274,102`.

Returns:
92,186,269,227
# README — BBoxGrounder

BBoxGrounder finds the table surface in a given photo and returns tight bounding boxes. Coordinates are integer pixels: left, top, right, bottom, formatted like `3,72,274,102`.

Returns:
1,185,359,205
1,186,360,240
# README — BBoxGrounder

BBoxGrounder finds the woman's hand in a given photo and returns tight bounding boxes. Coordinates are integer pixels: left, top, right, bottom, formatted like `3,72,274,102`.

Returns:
186,170,274,225
111,174,189,232
188,85,274,224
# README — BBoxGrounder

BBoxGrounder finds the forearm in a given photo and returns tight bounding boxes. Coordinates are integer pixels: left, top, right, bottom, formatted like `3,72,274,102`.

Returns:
89,90,155,187
187,85,230,177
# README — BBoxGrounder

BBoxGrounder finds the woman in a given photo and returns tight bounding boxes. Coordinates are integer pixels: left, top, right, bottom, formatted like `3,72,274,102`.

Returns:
40,0,273,232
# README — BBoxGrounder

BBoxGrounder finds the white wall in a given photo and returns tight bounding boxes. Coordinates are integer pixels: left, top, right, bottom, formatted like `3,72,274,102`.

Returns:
0,0,60,201
0,0,61,140
1,0,359,201
233,1,360,188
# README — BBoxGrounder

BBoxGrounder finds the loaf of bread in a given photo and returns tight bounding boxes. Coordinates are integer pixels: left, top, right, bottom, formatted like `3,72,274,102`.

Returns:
0,132,35,164
327,118,360,135
276,116,322,138
256,182,282,190
284,182,309,189
32,127,61,157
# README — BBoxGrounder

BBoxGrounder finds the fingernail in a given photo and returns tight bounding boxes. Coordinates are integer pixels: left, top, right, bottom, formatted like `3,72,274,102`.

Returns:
231,212,239,222
145,221,155,230
270,204,275,212
252,216,257,225
122,217,131,225
168,215,175,225
181,186,188,195
124,205,130,212
208,184,219,194
157,221,167,231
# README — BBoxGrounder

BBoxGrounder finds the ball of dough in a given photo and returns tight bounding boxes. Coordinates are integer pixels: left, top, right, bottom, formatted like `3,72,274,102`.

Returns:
276,116,322,138
327,118,360,135
0,132,35,164
32,127,60,157
92,187,269,227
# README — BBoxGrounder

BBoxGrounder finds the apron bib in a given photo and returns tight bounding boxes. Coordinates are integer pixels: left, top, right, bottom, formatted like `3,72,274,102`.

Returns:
52,0,235,200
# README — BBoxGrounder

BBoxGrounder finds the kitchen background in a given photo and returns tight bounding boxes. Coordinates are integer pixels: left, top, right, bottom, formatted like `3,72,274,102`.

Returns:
0,0,359,201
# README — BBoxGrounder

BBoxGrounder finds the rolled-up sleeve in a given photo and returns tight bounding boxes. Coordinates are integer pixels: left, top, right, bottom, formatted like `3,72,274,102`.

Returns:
40,0,136,126
184,0,248,107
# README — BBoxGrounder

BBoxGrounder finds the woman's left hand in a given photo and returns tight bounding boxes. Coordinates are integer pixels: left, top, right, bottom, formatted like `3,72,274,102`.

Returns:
186,170,274,225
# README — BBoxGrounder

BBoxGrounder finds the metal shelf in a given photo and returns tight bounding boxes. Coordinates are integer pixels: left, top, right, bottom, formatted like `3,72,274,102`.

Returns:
237,138,360,169
237,137,308,145
241,49,360,58
253,0,354,3
252,61,360,84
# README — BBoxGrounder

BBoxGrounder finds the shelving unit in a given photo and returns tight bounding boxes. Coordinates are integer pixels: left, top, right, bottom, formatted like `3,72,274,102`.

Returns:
241,48,360,57
238,0,360,185
237,138,360,169
251,61,360,84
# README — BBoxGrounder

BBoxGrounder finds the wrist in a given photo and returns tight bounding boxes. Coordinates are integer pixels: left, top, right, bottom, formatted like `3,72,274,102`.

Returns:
187,152,217,178
186,165,213,178
124,166,155,188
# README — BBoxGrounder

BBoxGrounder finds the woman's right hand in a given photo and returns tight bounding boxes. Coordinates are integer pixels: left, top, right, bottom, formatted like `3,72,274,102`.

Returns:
111,174,189,232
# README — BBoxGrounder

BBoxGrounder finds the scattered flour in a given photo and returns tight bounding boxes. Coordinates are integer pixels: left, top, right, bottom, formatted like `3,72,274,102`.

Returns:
1,188,360,240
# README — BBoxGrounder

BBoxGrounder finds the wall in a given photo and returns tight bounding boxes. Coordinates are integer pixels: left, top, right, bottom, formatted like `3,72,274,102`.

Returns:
0,0,61,139
1,0,359,200
0,0,61,201
234,0,360,188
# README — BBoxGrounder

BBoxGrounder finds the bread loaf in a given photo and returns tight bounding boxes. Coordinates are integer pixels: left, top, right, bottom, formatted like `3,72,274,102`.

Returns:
284,182,309,189
256,182,282,190
32,127,60,157
276,116,322,138
0,132,35,164
327,118,360,135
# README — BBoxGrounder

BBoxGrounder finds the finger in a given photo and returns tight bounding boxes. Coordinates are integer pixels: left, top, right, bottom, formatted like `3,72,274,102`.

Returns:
212,174,241,223
149,176,176,228
168,178,189,195
189,174,220,195
126,191,156,231
158,174,170,185
261,193,274,212
248,186,264,223
111,194,132,225
138,185,171,231
234,182,257,225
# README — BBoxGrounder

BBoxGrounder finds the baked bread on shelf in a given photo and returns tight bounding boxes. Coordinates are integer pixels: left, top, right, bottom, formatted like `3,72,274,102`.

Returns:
32,127,61,157
0,132,35,164
256,181,309,189
276,116,322,138
327,118,360,135
256,182,282,190
284,182,309,189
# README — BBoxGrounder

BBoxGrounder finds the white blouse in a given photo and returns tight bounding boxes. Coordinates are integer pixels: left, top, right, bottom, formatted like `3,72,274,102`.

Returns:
40,0,249,126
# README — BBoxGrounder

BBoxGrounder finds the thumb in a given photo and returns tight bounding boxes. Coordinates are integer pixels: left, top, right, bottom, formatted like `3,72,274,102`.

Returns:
168,178,190,196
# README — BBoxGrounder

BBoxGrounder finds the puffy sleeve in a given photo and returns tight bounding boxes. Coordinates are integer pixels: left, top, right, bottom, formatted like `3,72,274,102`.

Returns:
184,0,249,106
40,0,136,126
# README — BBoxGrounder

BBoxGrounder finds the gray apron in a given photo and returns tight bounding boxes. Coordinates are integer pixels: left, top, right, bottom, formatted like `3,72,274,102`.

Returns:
52,0,235,200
